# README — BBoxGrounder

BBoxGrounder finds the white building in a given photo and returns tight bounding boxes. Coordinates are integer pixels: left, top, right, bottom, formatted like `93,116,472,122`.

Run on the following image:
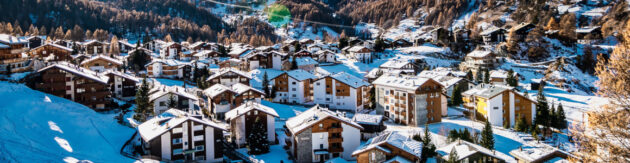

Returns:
224,102,278,148
312,72,370,112
271,69,318,104
148,85,198,115
347,46,372,62
137,109,226,162
285,106,363,162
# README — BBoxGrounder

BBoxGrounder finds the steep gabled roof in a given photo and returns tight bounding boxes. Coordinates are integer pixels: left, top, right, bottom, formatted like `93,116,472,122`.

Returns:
286,105,363,135
104,70,140,83
286,69,318,81
137,109,225,142
437,139,507,162
352,131,423,159
225,102,279,121
149,85,198,102
202,84,234,98
206,68,251,81
38,62,109,84
329,72,369,88
80,55,123,66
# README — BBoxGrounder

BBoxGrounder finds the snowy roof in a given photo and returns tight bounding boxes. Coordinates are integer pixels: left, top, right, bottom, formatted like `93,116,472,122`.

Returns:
80,55,123,66
576,26,601,33
462,84,511,99
352,113,383,125
118,40,136,48
347,46,370,53
293,57,319,66
104,70,140,83
380,60,412,69
145,59,185,67
80,40,109,46
228,47,253,57
373,74,437,90
480,26,505,35
286,69,318,81
137,109,225,142
509,143,570,163
383,156,413,163
38,62,109,84
224,102,279,121
231,83,264,95
33,43,74,52
149,85,198,102
466,50,493,58
0,43,7,48
352,131,423,159
330,72,369,88
206,68,251,81
189,41,206,48
286,105,363,134
203,84,233,98
314,50,335,55
0,34,27,44
193,50,219,57
489,70,518,79
437,139,506,162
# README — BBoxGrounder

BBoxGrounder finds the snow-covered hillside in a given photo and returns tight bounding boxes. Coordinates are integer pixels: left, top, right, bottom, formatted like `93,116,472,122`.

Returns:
0,82,134,162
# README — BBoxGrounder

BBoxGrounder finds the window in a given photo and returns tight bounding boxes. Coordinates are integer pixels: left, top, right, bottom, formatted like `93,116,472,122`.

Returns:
66,86,71,90
385,90,390,95
326,98,330,101
182,100,188,106
160,102,166,106
172,138,182,144
117,85,121,88
195,145,204,151
319,124,323,129
292,82,296,85
320,144,324,149
292,88,296,91
77,88,85,93
316,82,320,86
386,106,389,111
493,107,499,110
292,94,296,97
173,149,183,155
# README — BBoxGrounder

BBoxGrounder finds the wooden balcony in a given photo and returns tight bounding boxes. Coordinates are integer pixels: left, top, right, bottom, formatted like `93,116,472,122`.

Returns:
328,137,343,143
329,147,343,153
328,127,342,133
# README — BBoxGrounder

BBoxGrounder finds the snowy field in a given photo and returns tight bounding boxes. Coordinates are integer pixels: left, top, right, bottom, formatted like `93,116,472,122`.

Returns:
0,82,134,162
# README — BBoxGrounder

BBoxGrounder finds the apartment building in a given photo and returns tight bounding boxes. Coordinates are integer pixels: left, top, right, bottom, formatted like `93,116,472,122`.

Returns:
145,59,191,79
104,70,139,100
271,69,318,104
202,83,265,120
352,131,423,163
160,42,182,59
28,43,74,61
137,109,225,162
462,84,536,127
34,62,111,109
80,55,123,72
459,49,501,76
148,85,198,115
206,68,251,87
312,72,370,112
373,74,445,126
0,34,30,74
79,40,109,55
285,106,363,162
346,46,372,62
224,102,278,148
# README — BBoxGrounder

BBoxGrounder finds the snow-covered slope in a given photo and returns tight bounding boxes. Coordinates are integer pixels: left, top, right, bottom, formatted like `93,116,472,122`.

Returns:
0,82,134,162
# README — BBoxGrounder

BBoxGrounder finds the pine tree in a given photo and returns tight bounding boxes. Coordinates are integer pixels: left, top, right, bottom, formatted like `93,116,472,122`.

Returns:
481,120,495,150
475,68,483,83
483,69,490,84
262,72,270,97
532,124,540,141
247,118,270,154
507,69,517,87
554,103,567,130
447,149,459,163
167,94,177,108
291,56,298,70
534,85,550,137
421,124,437,160
465,70,473,81
451,84,463,106
515,115,529,132
134,78,152,122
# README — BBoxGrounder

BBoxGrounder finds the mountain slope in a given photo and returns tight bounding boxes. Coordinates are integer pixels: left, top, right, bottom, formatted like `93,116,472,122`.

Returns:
0,82,134,162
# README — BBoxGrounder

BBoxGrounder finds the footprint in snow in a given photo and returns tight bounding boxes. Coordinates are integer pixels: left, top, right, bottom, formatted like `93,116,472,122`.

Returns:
54,136,73,153
48,121,63,134
44,96,51,103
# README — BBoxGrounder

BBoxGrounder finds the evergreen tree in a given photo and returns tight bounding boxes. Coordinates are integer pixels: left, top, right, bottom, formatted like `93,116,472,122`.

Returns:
483,69,490,84
421,124,437,160
262,72,270,97
507,69,517,87
270,86,277,99
134,78,152,122
514,116,529,132
293,41,301,52
167,94,177,108
374,37,385,52
291,56,298,70
465,70,473,81
480,120,495,150
448,129,460,142
247,118,270,154
534,85,550,137
447,149,459,163
532,124,540,141
461,128,472,142
5,65,11,77
451,84,463,106
554,103,568,130
338,37,349,50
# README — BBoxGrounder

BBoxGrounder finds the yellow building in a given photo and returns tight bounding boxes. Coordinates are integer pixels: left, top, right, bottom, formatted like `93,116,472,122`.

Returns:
462,84,536,127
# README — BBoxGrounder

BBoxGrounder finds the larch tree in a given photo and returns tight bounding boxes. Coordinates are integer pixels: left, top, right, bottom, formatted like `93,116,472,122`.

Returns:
110,36,120,55
571,21,630,162
164,34,173,42
545,17,559,31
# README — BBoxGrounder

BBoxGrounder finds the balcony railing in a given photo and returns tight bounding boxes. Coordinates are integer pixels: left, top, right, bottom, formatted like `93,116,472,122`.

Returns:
328,137,343,143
